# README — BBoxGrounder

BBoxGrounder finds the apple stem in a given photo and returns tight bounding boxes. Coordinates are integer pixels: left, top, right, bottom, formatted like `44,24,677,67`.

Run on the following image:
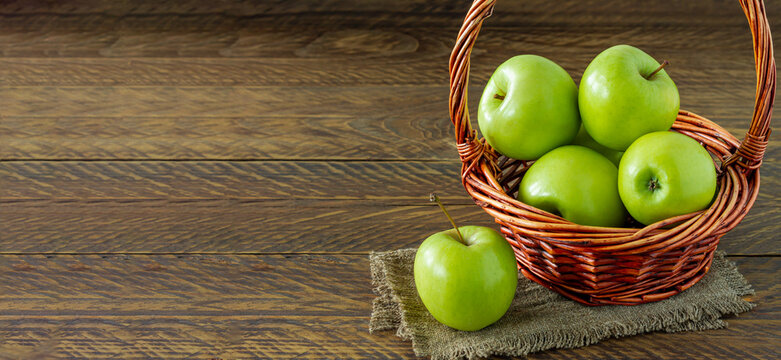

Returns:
493,93,505,101
645,60,670,80
430,193,466,245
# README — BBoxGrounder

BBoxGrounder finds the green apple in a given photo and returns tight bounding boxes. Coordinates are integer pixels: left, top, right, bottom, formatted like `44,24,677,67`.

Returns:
579,45,680,151
519,145,626,227
414,225,517,331
571,125,623,166
478,55,580,160
618,131,717,225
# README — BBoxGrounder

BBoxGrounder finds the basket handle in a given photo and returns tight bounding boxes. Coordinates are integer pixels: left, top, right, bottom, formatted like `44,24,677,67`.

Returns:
448,0,775,171
725,0,775,170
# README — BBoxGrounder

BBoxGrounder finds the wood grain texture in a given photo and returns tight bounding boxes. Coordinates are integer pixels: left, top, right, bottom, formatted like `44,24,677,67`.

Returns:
0,15,767,60
0,12,776,161
0,201,776,255
2,161,776,204
0,161,777,254
0,0,778,27
0,254,413,359
0,254,776,359
0,114,460,161
0,23,766,90
0,0,778,357
0,84,762,119
0,47,762,86
0,201,494,253
0,85,775,161
0,161,467,203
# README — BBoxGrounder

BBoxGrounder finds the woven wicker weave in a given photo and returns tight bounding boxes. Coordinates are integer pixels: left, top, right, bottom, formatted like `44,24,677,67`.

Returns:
448,0,775,305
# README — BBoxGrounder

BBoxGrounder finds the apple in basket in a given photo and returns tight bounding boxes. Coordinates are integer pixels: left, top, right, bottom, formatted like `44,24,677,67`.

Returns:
414,194,517,331
519,145,627,227
477,55,581,160
618,131,718,225
579,45,680,151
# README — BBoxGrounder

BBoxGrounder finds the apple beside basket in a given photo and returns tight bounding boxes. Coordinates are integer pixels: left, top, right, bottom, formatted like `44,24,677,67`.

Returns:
448,0,775,306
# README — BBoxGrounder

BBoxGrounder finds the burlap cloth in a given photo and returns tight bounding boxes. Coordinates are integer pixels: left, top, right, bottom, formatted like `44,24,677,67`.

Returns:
369,249,754,359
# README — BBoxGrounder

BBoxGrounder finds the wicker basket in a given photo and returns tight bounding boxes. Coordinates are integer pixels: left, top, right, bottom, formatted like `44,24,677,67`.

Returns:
448,0,775,305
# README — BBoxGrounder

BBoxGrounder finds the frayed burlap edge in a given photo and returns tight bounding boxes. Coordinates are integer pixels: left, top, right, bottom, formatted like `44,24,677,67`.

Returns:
369,250,754,360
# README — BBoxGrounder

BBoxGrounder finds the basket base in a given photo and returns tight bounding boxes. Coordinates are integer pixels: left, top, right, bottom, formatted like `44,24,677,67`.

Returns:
506,230,718,306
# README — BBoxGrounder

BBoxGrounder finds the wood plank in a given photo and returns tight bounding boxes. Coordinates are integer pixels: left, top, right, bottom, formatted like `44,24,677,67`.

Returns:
0,48,760,87
0,161,776,255
0,16,773,161
0,161,776,254
0,84,774,161
0,201,776,255
1,160,777,206
0,16,765,60
0,0,777,27
2,114,774,162
0,115,461,161
0,253,414,359
0,161,468,204
0,23,764,85
0,254,777,359
0,86,448,118
0,201,493,253
0,17,765,88
0,80,761,119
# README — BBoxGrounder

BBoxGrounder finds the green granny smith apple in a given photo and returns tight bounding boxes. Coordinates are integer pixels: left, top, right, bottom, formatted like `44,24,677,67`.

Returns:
414,225,517,331
519,145,626,227
579,45,680,151
414,196,517,331
618,131,717,225
478,55,580,160
571,125,623,166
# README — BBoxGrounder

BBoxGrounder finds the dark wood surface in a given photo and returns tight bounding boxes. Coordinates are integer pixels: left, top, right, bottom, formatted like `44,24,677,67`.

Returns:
0,0,778,358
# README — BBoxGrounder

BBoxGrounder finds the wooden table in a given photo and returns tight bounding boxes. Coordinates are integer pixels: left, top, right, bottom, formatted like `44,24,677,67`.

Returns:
0,0,778,358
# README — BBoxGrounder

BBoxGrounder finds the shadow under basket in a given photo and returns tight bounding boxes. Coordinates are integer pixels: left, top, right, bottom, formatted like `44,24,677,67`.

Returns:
448,0,775,305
